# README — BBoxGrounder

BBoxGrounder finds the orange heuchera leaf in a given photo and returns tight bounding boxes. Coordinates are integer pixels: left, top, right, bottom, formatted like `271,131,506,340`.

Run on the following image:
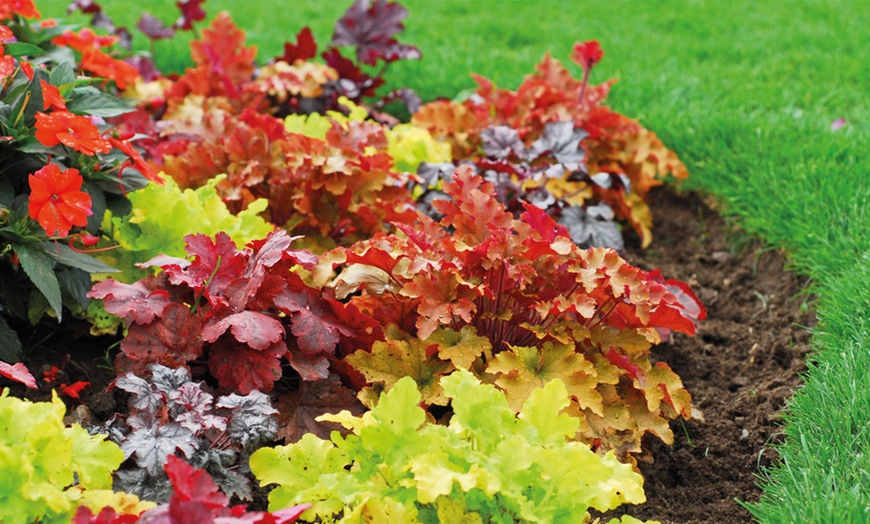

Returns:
27,163,93,237
34,111,112,155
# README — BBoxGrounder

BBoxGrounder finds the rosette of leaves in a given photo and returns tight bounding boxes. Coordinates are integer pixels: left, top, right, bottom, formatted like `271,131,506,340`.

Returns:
88,228,382,394
412,41,689,248
250,371,656,524
97,364,279,503
330,166,706,460
73,455,310,524
0,387,127,524
416,120,631,251
0,5,162,362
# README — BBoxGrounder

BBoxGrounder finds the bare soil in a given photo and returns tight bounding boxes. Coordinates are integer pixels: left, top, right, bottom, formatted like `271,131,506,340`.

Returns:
606,186,815,524
1,186,816,524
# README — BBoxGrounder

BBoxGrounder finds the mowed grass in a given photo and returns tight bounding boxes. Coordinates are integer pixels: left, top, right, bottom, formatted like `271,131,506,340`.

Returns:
37,1,870,521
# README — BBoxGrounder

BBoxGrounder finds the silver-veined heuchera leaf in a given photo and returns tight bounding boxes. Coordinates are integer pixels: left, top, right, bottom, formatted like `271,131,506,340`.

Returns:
122,422,196,476
216,390,279,450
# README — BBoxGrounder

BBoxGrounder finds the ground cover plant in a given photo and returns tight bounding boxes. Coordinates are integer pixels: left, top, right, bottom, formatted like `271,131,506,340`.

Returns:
9,0,868,522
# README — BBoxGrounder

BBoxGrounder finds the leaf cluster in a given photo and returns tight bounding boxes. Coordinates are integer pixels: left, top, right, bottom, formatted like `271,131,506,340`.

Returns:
412,45,689,249
73,455,310,524
88,229,379,394
96,364,278,503
332,166,706,458
250,371,657,524
0,387,126,524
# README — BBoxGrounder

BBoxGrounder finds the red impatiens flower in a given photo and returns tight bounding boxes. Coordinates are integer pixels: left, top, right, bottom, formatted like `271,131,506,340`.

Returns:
51,28,119,53
40,79,67,110
28,164,93,237
571,40,604,70
81,48,140,90
34,110,112,155
0,0,41,21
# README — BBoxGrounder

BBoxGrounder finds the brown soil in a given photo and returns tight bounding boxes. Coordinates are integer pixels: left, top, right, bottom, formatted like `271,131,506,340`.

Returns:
605,186,815,524
1,186,815,523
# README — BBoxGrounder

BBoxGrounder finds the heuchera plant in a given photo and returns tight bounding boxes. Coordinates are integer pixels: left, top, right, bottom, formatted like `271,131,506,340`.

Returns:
73,455,311,524
1,2,160,366
88,229,382,394
250,371,655,524
0,387,127,524
331,166,705,459
98,364,278,502
412,40,689,248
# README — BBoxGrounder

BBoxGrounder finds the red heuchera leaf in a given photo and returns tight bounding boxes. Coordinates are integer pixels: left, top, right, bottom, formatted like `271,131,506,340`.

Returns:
201,311,284,350
332,0,420,66
0,361,37,389
120,303,203,370
275,289,352,355
174,0,206,31
165,232,248,307
207,339,286,394
72,506,138,524
137,13,175,40
88,278,171,325
165,454,229,509
278,27,317,63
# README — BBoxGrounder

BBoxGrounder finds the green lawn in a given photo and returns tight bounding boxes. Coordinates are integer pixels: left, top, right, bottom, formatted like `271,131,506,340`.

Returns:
38,1,870,521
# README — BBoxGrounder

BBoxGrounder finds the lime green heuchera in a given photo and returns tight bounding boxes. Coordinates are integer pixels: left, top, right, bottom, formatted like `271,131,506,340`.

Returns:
0,388,126,524
97,172,275,283
250,370,658,524
284,97,452,173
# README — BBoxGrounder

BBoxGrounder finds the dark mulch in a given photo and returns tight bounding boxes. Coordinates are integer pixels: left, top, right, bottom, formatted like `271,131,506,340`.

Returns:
1,186,815,523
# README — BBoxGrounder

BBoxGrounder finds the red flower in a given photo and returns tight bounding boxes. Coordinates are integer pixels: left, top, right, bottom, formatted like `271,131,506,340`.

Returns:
0,0,41,21
40,79,66,110
107,136,163,184
51,28,118,52
80,48,140,90
34,110,112,155
571,40,604,70
28,164,93,237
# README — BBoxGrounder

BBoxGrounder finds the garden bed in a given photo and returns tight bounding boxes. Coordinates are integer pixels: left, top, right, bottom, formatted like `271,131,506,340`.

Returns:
6,184,816,523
